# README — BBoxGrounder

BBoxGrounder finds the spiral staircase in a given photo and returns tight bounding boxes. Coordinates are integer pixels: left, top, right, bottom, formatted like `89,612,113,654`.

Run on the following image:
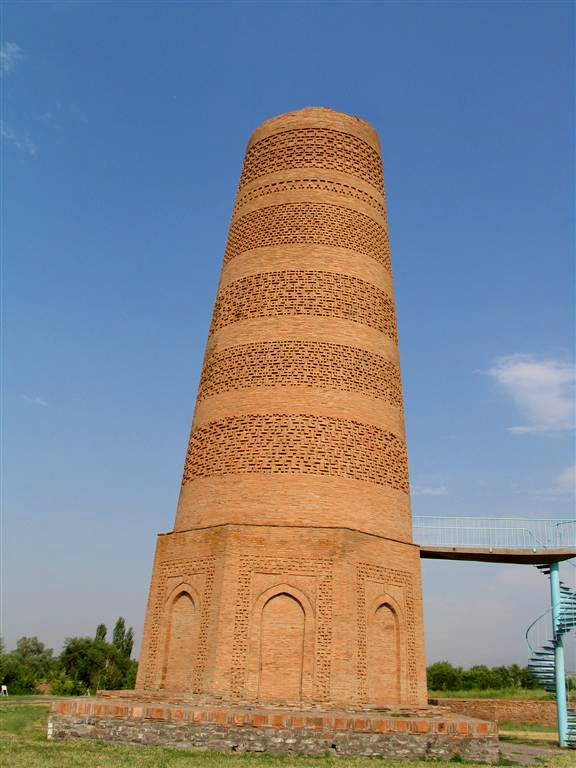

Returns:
413,517,576,749
526,564,575,748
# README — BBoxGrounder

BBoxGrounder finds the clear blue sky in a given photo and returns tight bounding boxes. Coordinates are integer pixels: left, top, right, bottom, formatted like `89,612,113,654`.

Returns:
3,1,574,666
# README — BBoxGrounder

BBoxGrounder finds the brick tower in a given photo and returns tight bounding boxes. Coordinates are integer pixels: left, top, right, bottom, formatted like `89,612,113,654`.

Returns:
136,108,427,708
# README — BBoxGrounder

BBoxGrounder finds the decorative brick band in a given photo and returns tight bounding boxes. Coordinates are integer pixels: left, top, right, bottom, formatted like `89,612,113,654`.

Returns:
198,341,403,407
234,177,386,218
182,414,409,491
240,127,384,193
209,270,398,340
225,203,390,270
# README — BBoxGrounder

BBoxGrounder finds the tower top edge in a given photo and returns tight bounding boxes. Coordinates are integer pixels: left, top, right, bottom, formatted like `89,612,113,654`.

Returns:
247,107,381,153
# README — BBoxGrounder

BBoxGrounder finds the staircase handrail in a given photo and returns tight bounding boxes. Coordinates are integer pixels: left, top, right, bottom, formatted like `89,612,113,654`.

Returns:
525,604,554,652
413,517,576,551
527,563,575,748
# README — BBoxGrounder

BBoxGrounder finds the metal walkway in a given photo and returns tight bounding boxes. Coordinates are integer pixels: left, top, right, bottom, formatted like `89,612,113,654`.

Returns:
413,517,575,748
413,516,576,564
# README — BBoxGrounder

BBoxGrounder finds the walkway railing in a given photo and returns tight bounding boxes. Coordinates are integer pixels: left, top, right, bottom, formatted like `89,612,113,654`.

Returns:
412,517,576,551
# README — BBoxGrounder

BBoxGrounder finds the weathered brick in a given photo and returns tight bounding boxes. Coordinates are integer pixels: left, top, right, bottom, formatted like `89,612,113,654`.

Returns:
435,698,556,727
47,700,499,763
133,108,427,711
251,714,268,727
270,714,285,728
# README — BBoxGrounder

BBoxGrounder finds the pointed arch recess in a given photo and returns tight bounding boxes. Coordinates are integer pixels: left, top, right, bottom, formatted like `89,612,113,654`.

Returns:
367,592,406,705
246,583,315,702
161,582,201,692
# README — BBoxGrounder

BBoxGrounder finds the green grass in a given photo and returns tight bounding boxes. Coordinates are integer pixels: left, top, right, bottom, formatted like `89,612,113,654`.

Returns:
0,703,573,768
0,704,49,739
498,722,557,734
428,690,556,701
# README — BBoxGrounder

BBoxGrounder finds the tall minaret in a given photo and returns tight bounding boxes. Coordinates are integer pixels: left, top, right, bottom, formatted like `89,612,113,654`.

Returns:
136,108,427,707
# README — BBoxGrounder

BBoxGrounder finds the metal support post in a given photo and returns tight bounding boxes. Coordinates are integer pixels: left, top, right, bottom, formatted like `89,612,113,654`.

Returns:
550,561,568,747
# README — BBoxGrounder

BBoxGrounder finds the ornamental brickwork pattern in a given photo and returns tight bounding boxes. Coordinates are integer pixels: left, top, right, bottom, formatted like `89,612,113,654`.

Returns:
139,556,216,693
356,562,419,704
230,555,334,700
224,202,391,270
137,108,427,709
209,270,398,339
197,341,403,406
182,414,409,491
233,176,387,219
239,128,384,192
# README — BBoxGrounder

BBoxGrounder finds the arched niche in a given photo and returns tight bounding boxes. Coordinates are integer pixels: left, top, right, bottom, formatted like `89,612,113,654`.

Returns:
246,583,315,703
366,594,405,705
161,583,200,692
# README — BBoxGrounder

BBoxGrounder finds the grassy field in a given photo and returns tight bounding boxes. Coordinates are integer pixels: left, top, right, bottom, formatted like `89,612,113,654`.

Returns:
497,721,557,746
0,703,574,768
498,721,556,734
427,690,556,700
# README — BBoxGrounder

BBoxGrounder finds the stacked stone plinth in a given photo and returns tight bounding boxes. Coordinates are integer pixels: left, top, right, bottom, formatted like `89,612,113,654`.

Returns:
136,108,428,708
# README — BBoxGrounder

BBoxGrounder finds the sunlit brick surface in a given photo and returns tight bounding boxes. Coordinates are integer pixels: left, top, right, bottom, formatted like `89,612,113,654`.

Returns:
224,202,391,268
209,270,398,339
197,341,403,406
137,108,428,708
239,127,385,191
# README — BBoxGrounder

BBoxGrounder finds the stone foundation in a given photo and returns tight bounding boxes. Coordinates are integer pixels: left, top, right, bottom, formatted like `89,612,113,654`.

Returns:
48,695,499,762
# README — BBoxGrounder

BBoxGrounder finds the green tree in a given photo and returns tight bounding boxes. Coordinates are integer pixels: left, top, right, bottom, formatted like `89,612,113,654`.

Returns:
490,666,512,689
123,627,134,659
0,636,55,693
59,637,112,693
49,671,80,696
112,618,126,652
12,637,55,679
462,665,494,690
2,656,37,693
59,632,136,693
517,665,539,689
427,661,463,691
112,617,134,659
11,637,56,679
507,664,523,688
95,624,107,643
123,658,138,688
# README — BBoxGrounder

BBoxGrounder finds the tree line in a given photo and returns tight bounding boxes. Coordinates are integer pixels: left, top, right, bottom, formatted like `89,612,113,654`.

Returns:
1,630,569,696
0,618,137,695
427,660,575,691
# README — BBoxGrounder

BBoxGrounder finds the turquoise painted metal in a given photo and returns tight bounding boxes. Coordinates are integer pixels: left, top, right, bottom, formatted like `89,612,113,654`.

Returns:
413,517,575,749
550,563,569,747
526,563,575,749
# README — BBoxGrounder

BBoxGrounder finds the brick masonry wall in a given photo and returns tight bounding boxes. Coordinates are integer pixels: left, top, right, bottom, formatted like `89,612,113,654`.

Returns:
173,108,413,542
48,699,499,762
136,526,428,706
432,698,557,726
136,107,428,708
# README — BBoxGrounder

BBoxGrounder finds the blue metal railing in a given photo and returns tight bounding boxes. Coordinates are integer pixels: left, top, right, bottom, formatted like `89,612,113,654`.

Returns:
412,517,576,551
526,564,576,748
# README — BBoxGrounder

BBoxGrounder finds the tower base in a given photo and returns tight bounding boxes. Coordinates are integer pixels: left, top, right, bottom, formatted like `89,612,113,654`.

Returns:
48,694,498,762
136,524,427,708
